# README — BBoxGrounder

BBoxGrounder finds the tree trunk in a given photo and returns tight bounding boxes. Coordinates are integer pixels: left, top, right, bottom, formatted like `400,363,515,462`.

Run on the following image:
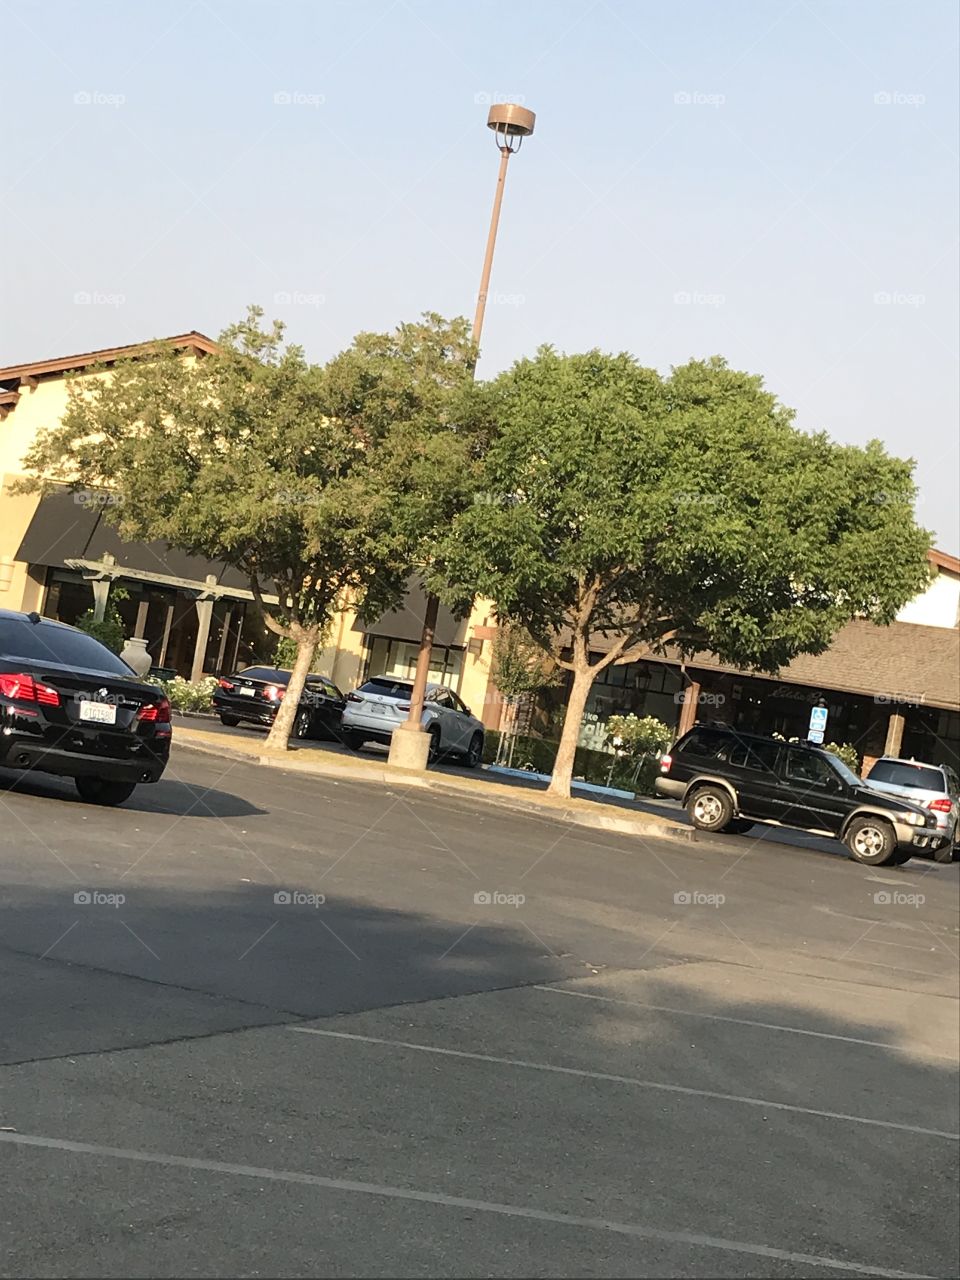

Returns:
263,630,318,751
546,664,595,798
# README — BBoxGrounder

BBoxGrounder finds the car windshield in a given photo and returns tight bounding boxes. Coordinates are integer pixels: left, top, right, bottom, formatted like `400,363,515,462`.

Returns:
867,760,945,791
0,617,133,676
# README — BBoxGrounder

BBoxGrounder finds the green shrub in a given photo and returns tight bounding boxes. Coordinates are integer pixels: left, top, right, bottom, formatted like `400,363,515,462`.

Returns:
823,741,861,774
157,675,218,714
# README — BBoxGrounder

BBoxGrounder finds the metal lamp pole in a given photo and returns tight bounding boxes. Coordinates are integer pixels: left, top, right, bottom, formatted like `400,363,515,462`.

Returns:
389,103,536,772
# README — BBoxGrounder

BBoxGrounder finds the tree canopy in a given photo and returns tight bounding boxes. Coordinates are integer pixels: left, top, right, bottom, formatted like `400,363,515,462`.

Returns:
437,348,933,796
20,308,478,748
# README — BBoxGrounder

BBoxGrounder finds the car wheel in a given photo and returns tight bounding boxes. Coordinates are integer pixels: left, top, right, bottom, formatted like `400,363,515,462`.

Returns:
463,732,483,769
427,725,442,765
294,709,312,739
219,714,240,727
341,730,364,751
845,816,898,865
687,785,734,832
75,777,138,807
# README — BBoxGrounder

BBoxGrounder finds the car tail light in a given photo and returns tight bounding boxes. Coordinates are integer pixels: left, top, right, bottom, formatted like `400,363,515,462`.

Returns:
264,684,284,701
137,697,171,723
347,692,363,703
659,753,672,773
928,797,953,813
0,672,60,706
217,677,235,691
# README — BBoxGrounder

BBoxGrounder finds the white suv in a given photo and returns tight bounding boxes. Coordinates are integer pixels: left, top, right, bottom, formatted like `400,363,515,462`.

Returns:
865,757,959,851
341,676,485,767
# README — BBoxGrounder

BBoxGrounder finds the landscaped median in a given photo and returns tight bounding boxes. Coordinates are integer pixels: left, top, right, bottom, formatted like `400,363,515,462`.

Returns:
171,722,698,846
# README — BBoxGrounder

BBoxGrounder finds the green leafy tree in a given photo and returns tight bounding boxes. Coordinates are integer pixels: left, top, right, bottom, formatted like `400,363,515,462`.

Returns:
439,349,932,797
18,309,477,750
75,585,129,655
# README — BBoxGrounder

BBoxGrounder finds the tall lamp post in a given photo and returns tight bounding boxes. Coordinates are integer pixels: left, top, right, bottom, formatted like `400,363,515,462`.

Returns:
388,102,536,772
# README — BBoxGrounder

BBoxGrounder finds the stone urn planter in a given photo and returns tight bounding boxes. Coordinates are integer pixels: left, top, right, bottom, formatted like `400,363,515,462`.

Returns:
119,636,152,676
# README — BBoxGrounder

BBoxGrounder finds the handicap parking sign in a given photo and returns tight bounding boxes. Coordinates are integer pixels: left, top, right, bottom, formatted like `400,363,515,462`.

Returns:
809,705,828,735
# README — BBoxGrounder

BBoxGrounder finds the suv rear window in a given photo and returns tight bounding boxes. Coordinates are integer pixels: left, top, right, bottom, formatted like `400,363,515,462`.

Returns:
868,761,945,791
676,728,730,759
358,677,413,698
0,617,132,676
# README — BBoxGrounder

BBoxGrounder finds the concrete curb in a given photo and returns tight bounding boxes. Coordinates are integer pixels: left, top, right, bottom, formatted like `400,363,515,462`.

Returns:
173,728,699,846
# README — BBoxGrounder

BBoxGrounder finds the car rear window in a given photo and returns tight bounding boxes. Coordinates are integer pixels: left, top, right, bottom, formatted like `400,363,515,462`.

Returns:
357,677,413,698
236,667,290,684
0,617,132,676
867,761,945,791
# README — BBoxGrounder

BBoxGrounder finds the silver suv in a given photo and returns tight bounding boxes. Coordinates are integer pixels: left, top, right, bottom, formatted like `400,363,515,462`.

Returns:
865,757,959,851
341,676,485,767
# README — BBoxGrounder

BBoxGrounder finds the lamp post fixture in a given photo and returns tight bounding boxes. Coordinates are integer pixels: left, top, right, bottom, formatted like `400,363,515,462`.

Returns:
388,102,535,773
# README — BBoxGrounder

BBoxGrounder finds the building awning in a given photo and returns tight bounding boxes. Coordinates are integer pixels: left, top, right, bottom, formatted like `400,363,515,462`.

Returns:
16,489,253,595
355,580,468,648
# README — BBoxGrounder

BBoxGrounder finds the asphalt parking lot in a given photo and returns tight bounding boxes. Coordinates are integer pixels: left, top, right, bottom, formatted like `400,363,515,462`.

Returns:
0,742,957,1278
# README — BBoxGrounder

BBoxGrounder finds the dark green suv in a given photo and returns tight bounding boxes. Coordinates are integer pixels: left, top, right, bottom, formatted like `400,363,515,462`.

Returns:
655,725,948,866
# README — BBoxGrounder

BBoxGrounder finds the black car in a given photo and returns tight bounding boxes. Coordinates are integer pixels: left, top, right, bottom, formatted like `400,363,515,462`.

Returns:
654,724,948,866
213,666,346,739
0,608,171,806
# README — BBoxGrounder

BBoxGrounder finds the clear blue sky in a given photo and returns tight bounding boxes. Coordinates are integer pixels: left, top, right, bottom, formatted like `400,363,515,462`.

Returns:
3,0,957,551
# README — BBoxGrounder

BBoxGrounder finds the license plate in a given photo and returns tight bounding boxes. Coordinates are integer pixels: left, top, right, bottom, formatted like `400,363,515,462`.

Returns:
239,686,256,697
79,700,117,725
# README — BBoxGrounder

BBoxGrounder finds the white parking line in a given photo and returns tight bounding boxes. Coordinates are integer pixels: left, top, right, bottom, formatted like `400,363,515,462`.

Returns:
0,1131,932,1279
287,1027,959,1140
533,984,958,1059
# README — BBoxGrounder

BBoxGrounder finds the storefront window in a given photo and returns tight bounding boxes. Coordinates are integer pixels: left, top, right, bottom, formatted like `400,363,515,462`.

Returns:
364,637,464,691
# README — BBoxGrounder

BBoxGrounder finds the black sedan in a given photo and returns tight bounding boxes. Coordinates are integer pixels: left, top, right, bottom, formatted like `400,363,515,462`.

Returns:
0,608,171,806
213,666,346,739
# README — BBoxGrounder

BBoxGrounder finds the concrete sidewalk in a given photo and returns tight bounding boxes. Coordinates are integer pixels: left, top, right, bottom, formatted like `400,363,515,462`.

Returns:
172,722,697,846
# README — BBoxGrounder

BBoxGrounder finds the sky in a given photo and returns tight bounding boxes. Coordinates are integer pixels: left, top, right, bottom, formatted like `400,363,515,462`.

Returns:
3,0,958,552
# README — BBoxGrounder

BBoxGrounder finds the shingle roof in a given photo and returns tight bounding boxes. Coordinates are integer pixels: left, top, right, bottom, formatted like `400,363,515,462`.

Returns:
677,620,959,710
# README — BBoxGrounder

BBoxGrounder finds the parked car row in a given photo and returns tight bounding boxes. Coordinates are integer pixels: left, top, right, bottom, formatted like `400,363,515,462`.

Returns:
211,665,485,766
2,608,957,875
